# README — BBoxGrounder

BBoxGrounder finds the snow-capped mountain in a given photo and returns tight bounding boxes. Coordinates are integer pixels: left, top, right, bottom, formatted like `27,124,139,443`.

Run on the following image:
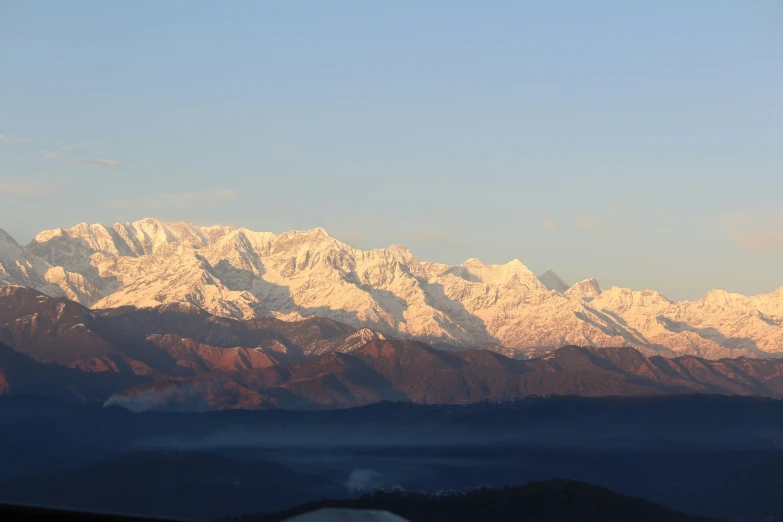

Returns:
2,218,782,359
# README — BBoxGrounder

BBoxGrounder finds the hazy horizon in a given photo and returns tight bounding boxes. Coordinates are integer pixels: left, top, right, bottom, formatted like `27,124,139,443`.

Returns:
2,1,781,301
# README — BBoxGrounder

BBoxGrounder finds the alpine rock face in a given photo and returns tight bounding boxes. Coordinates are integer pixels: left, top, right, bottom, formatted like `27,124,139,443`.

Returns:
1,218,782,360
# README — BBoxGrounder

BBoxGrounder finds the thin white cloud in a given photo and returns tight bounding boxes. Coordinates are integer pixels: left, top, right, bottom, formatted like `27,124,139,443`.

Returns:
722,211,783,256
0,134,27,143
41,151,122,168
0,178,60,197
540,218,557,231
105,188,236,210
59,143,92,151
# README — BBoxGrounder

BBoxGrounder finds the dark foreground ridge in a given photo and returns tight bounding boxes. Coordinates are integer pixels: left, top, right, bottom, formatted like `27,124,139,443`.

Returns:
3,286,783,411
1,396,782,520
228,479,717,522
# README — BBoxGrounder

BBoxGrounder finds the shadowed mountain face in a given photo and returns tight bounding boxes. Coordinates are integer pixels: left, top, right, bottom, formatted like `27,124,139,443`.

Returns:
4,286,783,409
107,339,783,412
0,285,368,377
0,343,144,403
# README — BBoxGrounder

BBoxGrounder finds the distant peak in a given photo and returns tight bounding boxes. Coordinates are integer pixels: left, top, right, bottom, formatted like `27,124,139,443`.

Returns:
287,227,330,239
463,258,484,266
503,259,535,275
578,277,600,287
0,228,18,242
31,227,64,243
699,288,750,308
134,217,168,228
386,243,416,258
565,278,602,300
538,269,569,293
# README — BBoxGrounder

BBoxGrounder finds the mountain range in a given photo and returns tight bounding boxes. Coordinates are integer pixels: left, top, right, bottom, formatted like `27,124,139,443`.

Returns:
3,285,783,410
0,285,378,377
105,340,783,412
2,218,781,359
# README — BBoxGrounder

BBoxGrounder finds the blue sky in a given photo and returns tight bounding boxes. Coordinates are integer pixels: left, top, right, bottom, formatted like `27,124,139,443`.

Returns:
1,1,781,300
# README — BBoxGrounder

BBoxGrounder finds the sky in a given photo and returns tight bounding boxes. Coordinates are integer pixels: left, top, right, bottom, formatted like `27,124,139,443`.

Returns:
1,1,781,301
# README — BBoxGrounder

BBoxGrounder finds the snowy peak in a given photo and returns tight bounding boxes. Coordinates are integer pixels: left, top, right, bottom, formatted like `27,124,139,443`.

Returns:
385,244,418,265
752,287,783,317
697,289,754,312
591,286,670,313
337,328,388,353
565,278,602,301
30,218,235,262
2,218,783,360
277,227,333,243
419,261,451,278
268,227,348,259
447,258,542,289
0,229,64,297
0,229,25,284
0,228,22,257
109,218,226,255
538,269,569,293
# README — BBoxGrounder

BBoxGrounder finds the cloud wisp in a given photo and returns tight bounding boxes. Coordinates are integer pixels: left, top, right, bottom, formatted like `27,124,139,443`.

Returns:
0,178,61,197
722,211,783,256
105,188,236,210
577,214,602,231
540,218,557,231
41,151,123,168
59,143,92,151
0,134,27,143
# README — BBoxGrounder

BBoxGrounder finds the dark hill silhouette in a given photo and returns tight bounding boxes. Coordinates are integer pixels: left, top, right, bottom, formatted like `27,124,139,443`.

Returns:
229,479,717,522
2,396,783,520
0,451,344,520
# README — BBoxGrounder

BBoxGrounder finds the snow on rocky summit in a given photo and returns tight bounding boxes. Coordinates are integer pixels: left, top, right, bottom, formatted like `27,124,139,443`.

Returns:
1,217,781,359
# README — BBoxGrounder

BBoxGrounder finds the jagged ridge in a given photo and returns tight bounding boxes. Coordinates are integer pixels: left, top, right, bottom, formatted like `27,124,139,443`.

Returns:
106,340,783,412
1,218,782,359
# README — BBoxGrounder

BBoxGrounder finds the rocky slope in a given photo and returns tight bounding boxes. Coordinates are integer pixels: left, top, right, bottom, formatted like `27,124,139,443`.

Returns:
2,218,782,359
3,287,783,409
0,286,377,376
105,340,783,412
0,342,144,402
